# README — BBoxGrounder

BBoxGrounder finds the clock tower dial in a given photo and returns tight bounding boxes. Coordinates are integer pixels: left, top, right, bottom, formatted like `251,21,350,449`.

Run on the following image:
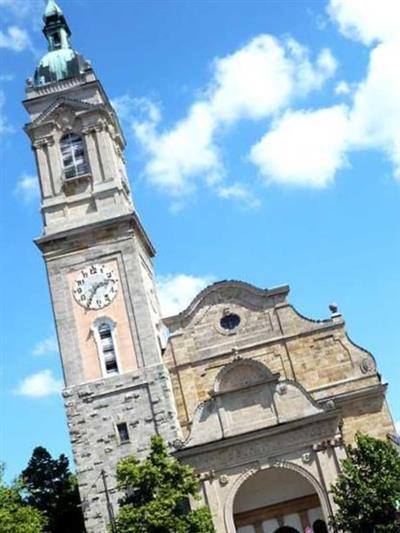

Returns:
73,264,118,310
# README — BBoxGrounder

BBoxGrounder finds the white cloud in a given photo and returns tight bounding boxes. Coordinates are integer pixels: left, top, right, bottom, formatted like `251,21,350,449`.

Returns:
15,369,63,398
208,36,332,123
0,25,31,52
335,81,351,95
157,274,215,317
115,2,398,201
0,90,12,136
134,101,221,195
328,0,400,180
248,1,400,188
33,336,58,356
0,0,37,19
13,173,39,204
129,34,337,200
348,40,400,178
216,183,260,209
112,95,161,124
328,0,400,45
250,106,349,187
395,420,400,434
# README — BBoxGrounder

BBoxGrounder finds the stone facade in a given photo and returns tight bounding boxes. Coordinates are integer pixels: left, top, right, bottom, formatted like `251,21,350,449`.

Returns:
163,281,395,531
163,282,394,445
24,3,396,533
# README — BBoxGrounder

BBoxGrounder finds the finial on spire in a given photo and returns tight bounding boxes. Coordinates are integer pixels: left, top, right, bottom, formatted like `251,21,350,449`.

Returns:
44,0,63,21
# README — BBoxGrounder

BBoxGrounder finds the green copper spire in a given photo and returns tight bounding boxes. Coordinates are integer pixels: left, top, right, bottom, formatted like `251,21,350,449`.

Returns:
34,0,86,86
42,0,71,52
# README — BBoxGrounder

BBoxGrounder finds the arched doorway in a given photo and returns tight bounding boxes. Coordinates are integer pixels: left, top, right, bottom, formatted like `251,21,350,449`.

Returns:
233,467,328,533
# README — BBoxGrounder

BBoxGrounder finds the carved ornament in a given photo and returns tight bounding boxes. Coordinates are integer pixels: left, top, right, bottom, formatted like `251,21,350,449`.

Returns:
324,399,336,410
199,469,216,483
53,108,76,132
360,358,375,374
276,383,288,395
302,452,312,463
219,474,229,486
33,136,54,149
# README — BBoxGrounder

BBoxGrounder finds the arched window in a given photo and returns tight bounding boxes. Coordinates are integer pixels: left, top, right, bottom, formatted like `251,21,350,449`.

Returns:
52,31,61,49
60,133,88,179
92,318,120,376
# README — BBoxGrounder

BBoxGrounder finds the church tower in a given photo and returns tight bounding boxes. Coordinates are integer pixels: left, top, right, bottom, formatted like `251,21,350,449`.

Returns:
23,2,181,531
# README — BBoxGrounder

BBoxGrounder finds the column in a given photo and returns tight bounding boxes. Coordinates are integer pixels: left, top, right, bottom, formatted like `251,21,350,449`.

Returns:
94,120,115,182
82,126,102,185
33,140,52,198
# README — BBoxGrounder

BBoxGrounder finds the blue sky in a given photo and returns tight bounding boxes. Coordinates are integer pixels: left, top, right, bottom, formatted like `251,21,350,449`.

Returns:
1,0,399,481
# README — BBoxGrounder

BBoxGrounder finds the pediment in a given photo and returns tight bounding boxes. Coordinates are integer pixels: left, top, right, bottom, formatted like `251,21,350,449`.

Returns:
183,359,328,448
164,280,289,331
28,97,104,128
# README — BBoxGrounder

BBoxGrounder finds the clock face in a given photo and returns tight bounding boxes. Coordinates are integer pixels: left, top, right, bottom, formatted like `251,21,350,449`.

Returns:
73,264,118,310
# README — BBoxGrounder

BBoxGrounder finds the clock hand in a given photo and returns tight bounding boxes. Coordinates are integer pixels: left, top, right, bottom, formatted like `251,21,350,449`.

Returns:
87,282,102,307
88,280,111,307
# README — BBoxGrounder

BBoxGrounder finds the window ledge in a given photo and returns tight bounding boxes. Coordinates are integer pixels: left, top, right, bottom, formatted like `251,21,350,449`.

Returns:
62,172,91,192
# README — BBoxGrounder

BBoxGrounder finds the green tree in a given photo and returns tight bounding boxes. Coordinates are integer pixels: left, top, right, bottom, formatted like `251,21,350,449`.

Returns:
21,447,85,533
114,436,215,533
0,465,46,533
331,433,400,532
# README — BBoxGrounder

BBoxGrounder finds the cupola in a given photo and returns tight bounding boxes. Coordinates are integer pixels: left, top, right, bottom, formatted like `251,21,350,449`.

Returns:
34,0,86,86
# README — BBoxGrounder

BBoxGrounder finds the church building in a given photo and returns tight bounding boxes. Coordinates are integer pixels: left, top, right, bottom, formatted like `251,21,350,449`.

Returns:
23,2,396,532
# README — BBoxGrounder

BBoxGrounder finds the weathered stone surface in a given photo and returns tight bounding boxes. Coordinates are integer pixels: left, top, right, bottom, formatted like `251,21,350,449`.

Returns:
164,281,393,444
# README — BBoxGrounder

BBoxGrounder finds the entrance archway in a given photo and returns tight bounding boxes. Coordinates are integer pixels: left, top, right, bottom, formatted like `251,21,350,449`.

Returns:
233,467,328,533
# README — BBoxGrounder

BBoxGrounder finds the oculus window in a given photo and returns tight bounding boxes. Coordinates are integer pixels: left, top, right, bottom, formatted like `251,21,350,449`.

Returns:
220,313,241,331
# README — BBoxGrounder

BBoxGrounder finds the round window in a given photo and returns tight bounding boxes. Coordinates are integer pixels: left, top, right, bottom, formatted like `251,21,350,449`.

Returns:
220,313,241,331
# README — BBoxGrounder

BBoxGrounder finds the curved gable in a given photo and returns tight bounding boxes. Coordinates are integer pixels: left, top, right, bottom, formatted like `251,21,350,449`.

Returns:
163,279,382,441
164,280,289,332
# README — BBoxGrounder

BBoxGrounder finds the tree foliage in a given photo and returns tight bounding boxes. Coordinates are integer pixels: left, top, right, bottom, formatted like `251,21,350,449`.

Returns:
0,465,46,533
21,447,85,533
114,436,215,533
331,433,400,533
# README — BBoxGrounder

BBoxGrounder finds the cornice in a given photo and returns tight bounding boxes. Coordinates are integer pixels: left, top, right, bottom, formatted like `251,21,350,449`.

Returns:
34,212,156,258
175,409,340,458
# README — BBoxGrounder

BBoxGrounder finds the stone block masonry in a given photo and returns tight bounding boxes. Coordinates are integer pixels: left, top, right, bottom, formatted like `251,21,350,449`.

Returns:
64,363,181,533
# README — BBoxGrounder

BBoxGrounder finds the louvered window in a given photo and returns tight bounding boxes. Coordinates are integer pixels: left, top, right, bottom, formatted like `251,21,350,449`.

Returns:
98,322,118,374
60,133,88,179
